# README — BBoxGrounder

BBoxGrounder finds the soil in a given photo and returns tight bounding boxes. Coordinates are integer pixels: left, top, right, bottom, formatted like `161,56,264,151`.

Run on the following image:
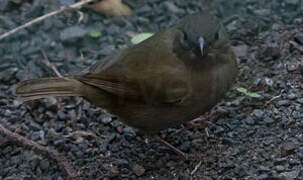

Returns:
0,0,302,179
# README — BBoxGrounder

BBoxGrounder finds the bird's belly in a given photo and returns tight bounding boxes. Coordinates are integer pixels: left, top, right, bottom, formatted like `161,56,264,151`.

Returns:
113,101,213,134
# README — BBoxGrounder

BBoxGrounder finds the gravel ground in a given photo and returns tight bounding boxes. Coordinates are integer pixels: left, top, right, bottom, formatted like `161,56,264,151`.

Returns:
0,0,303,179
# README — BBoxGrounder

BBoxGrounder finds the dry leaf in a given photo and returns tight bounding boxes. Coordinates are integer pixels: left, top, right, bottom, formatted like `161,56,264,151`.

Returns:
10,0,22,4
86,0,132,17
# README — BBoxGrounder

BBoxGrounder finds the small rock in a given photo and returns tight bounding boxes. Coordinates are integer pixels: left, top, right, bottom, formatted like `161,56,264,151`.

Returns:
132,163,145,176
123,126,136,136
276,100,290,107
286,63,298,72
264,116,275,124
98,45,115,56
275,165,285,172
0,0,9,11
178,172,190,180
3,109,11,117
287,93,297,100
272,23,282,30
285,0,299,6
232,45,248,58
226,22,237,32
281,142,297,156
29,122,42,131
59,0,75,6
274,158,287,165
258,166,270,173
40,160,50,171
296,98,303,104
252,109,264,119
280,170,300,180
294,33,303,45
179,141,191,152
222,137,236,145
258,174,269,180
136,4,152,15
265,77,274,87
57,110,67,121
213,125,225,134
192,139,204,149
163,2,182,14
31,131,42,141
0,136,8,146
60,26,87,42
53,139,65,147
300,62,303,74
253,9,271,16
99,114,113,124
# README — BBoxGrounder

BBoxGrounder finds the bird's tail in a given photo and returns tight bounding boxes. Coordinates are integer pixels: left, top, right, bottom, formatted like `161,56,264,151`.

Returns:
15,77,83,101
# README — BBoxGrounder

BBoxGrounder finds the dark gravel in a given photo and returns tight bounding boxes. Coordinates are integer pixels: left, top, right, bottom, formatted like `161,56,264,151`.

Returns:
0,0,303,179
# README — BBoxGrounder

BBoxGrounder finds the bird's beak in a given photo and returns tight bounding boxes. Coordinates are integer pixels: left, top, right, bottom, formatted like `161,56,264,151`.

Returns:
199,36,205,56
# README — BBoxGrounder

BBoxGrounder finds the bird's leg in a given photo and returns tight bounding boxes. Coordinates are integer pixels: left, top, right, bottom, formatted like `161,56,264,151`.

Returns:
170,107,228,137
190,107,228,128
154,135,188,160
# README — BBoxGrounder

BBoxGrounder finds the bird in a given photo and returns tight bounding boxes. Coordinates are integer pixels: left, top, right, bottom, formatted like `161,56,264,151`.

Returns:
16,11,238,158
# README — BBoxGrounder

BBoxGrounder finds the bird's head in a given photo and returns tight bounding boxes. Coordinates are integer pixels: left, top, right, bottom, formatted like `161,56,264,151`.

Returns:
178,11,227,56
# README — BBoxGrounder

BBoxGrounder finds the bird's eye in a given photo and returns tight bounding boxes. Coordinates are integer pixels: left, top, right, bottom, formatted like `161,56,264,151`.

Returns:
214,32,219,40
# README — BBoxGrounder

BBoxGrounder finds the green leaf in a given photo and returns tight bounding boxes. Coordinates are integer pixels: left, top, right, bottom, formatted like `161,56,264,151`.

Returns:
88,30,101,38
236,87,248,94
246,92,261,98
131,33,154,44
236,87,261,98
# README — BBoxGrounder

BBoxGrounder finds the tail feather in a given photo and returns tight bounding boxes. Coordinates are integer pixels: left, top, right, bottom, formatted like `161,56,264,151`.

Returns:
16,77,83,101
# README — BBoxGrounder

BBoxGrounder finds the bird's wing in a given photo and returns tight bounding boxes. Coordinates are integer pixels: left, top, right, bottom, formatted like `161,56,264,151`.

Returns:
76,31,191,104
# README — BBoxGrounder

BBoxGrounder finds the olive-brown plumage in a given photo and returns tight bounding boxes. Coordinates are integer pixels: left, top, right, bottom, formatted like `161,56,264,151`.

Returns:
16,11,238,134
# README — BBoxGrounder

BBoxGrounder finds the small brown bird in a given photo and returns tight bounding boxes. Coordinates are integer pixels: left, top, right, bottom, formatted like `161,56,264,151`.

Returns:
16,11,238,157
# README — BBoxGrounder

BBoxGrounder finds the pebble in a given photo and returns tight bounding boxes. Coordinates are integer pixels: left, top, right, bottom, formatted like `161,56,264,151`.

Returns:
280,170,300,180
132,163,145,176
252,109,264,119
296,98,303,104
60,26,87,42
99,114,113,124
163,2,183,14
232,45,248,59
281,142,297,156
28,122,42,131
276,100,290,107
263,116,275,124
253,9,271,16
223,137,236,145
285,0,299,6
274,158,287,165
275,165,285,172
294,33,303,45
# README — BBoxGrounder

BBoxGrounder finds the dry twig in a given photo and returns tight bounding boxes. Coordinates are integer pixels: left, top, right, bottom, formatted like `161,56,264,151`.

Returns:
0,0,96,41
264,95,281,107
0,124,79,179
190,161,202,176
41,50,63,77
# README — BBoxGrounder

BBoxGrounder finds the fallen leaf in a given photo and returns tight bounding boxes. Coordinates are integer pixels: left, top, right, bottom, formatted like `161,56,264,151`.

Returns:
131,33,154,44
86,0,132,17
236,87,261,98
10,0,22,4
88,29,101,38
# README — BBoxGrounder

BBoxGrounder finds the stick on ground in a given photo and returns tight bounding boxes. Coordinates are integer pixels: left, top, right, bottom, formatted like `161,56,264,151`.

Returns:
0,124,79,180
0,0,96,41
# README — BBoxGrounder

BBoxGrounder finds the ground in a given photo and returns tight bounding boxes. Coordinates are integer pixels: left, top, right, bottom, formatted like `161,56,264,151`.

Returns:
0,0,303,179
